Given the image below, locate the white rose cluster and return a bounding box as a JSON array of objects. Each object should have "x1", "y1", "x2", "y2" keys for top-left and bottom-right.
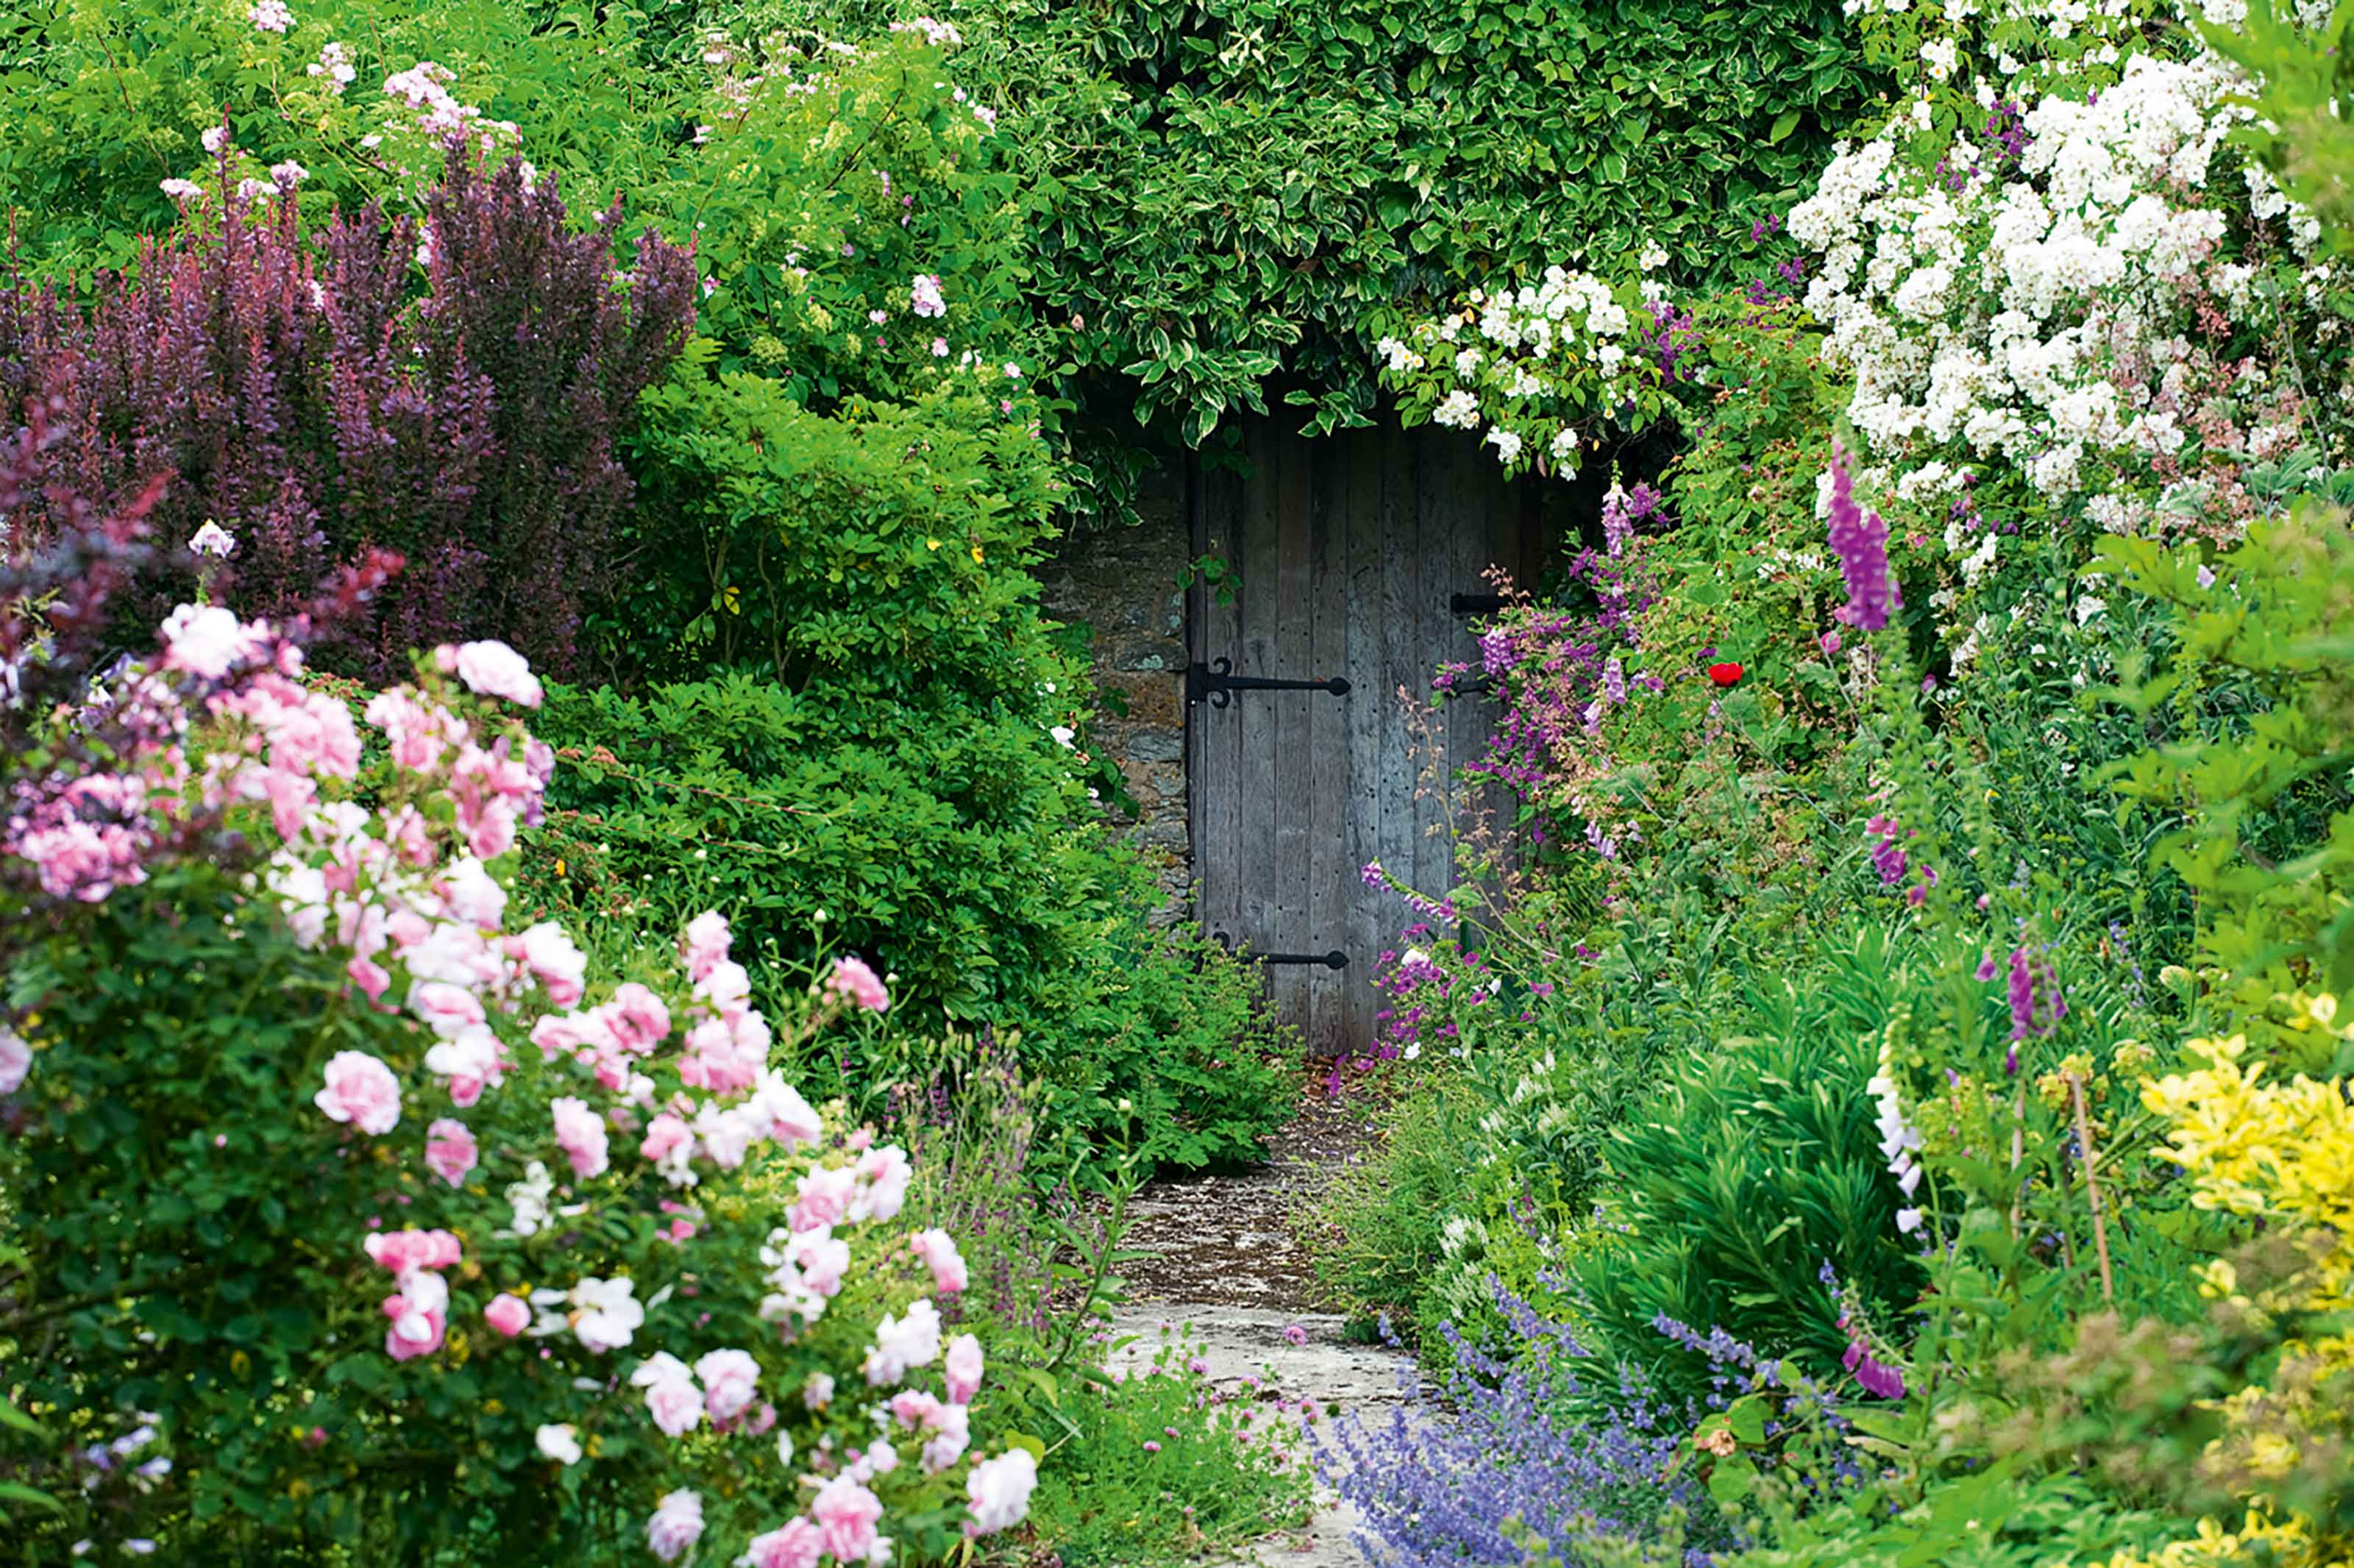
[
  {"x1": 1790, "y1": 53, "x2": 2271, "y2": 516},
  {"x1": 1372, "y1": 265, "x2": 1653, "y2": 475}
]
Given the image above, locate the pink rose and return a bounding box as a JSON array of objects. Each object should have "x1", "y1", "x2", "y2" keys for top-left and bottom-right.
[
  {"x1": 550, "y1": 1097, "x2": 610, "y2": 1180},
  {"x1": 640, "y1": 1112, "x2": 694, "y2": 1165},
  {"x1": 633, "y1": 1352, "x2": 705, "y2": 1436},
  {"x1": 383, "y1": 1298, "x2": 446, "y2": 1360},
  {"x1": 964, "y1": 1448, "x2": 1037, "y2": 1537},
  {"x1": 452, "y1": 639, "x2": 544, "y2": 708},
  {"x1": 751, "y1": 1075, "x2": 825, "y2": 1150},
  {"x1": 363, "y1": 1229, "x2": 462, "y2": 1275},
  {"x1": 889, "y1": 1389, "x2": 945, "y2": 1429},
  {"x1": 346, "y1": 955, "x2": 391, "y2": 1002},
  {"x1": 791, "y1": 1165, "x2": 858, "y2": 1232},
  {"x1": 422, "y1": 1024, "x2": 503, "y2": 1107},
  {"x1": 945, "y1": 1333, "x2": 984, "y2": 1405},
  {"x1": 423, "y1": 1118, "x2": 478, "y2": 1186},
  {"x1": 789, "y1": 1229, "x2": 850, "y2": 1298},
  {"x1": 808, "y1": 1475, "x2": 883, "y2": 1562},
  {"x1": 646, "y1": 1374, "x2": 704, "y2": 1437},
  {"x1": 409, "y1": 979, "x2": 488, "y2": 1037},
  {"x1": 605, "y1": 983, "x2": 671, "y2": 1052},
  {"x1": 531, "y1": 1008, "x2": 619, "y2": 1063},
  {"x1": 741, "y1": 1519, "x2": 824, "y2": 1568},
  {"x1": 920, "y1": 1403, "x2": 972, "y2": 1473},
  {"x1": 851, "y1": 1144, "x2": 911, "y2": 1224},
  {"x1": 435, "y1": 856, "x2": 507, "y2": 931},
  {"x1": 0, "y1": 1025, "x2": 31, "y2": 1094},
  {"x1": 695, "y1": 1347, "x2": 761, "y2": 1423},
  {"x1": 484, "y1": 1294, "x2": 530, "y2": 1336},
  {"x1": 511, "y1": 922, "x2": 586, "y2": 1005},
  {"x1": 159, "y1": 602, "x2": 262, "y2": 680},
  {"x1": 680, "y1": 910, "x2": 731, "y2": 980},
  {"x1": 911, "y1": 1228, "x2": 968, "y2": 1293},
  {"x1": 645, "y1": 1489, "x2": 703, "y2": 1563},
  {"x1": 825, "y1": 955, "x2": 889, "y2": 1013},
  {"x1": 315, "y1": 1050, "x2": 401, "y2": 1135},
  {"x1": 862, "y1": 1299, "x2": 942, "y2": 1386}
]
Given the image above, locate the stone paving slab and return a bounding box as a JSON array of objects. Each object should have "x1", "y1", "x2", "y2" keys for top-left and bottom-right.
[
  {"x1": 1097, "y1": 1093, "x2": 1420, "y2": 1568},
  {"x1": 1108, "y1": 1305, "x2": 1410, "y2": 1568}
]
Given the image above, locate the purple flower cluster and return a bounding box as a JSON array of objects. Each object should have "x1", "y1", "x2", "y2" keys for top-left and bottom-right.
[
  {"x1": 1370, "y1": 938, "x2": 1507, "y2": 1058},
  {"x1": 1864, "y1": 815, "x2": 1936, "y2": 906},
  {"x1": 1824, "y1": 443, "x2": 1901, "y2": 632},
  {"x1": 1602, "y1": 481, "x2": 1663, "y2": 560},
  {"x1": 1325, "y1": 1289, "x2": 1726, "y2": 1567},
  {"x1": 2005, "y1": 946, "x2": 2066, "y2": 1041},
  {"x1": 1461, "y1": 488, "x2": 1663, "y2": 837},
  {"x1": 1643, "y1": 300, "x2": 1699, "y2": 382},
  {"x1": 1838, "y1": 1340, "x2": 1905, "y2": 1400},
  {"x1": 0, "y1": 142, "x2": 698, "y2": 680}
]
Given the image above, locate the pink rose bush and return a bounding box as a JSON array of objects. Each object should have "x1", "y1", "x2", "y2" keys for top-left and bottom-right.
[{"x1": 0, "y1": 574, "x2": 1034, "y2": 1558}]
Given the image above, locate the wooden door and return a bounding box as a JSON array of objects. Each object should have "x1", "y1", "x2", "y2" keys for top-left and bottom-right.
[{"x1": 1187, "y1": 414, "x2": 1549, "y2": 1057}]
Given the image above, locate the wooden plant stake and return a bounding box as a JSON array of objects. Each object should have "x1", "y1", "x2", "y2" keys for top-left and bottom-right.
[{"x1": 2066, "y1": 1072, "x2": 2116, "y2": 1305}]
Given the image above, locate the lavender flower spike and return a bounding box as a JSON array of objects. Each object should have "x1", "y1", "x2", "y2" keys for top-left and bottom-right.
[{"x1": 1825, "y1": 441, "x2": 1901, "y2": 632}]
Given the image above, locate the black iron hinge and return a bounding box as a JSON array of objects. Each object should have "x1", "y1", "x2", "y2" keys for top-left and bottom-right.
[
  {"x1": 1187, "y1": 657, "x2": 1351, "y2": 709},
  {"x1": 1209, "y1": 933, "x2": 1350, "y2": 969}
]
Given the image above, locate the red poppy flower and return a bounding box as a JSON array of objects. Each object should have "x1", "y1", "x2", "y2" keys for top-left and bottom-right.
[{"x1": 1707, "y1": 661, "x2": 1745, "y2": 688}]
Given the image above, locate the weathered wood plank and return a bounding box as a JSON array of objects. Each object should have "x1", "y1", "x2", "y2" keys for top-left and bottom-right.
[
  {"x1": 1341, "y1": 427, "x2": 1387, "y2": 1058},
  {"x1": 1270, "y1": 418, "x2": 1315, "y2": 1038},
  {"x1": 1446, "y1": 429, "x2": 1492, "y2": 896},
  {"x1": 1409, "y1": 427, "x2": 1457, "y2": 916},
  {"x1": 1237, "y1": 421, "x2": 1282, "y2": 973},
  {"x1": 1306, "y1": 429, "x2": 1351, "y2": 1056},
  {"x1": 1376, "y1": 422, "x2": 1423, "y2": 975},
  {"x1": 1191, "y1": 454, "x2": 1239, "y2": 944}
]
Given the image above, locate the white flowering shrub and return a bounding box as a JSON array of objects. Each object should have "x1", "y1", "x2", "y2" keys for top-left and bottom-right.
[
  {"x1": 1790, "y1": 48, "x2": 2321, "y2": 518},
  {"x1": 0, "y1": 595, "x2": 1035, "y2": 1564},
  {"x1": 1374, "y1": 261, "x2": 1688, "y2": 477}
]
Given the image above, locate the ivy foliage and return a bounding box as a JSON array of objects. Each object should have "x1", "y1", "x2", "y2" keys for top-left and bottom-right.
[{"x1": 742, "y1": 0, "x2": 1886, "y2": 456}]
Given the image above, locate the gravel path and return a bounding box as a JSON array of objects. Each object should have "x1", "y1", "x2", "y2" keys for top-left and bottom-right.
[{"x1": 1103, "y1": 1094, "x2": 1416, "y2": 1568}]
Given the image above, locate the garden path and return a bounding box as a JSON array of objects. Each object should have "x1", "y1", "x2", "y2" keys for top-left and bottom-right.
[{"x1": 1104, "y1": 1093, "x2": 1414, "y2": 1568}]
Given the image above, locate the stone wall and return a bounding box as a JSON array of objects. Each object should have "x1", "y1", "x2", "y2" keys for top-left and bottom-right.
[{"x1": 1038, "y1": 458, "x2": 1192, "y2": 920}]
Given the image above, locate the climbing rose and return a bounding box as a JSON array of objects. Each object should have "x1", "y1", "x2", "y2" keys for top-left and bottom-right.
[
  {"x1": 696, "y1": 1347, "x2": 762, "y2": 1423},
  {"x1": 912, "y1": 1227, "x2": 968, "y2": 1293},
  {"x1": 550, "y1": 1095, "x2": 611, "y2": 1179},
  {"x1": 680, "y1": 910, "x2": 732, "y2": 980},
  {"x1": 484, "y1": 1293, "x2": 530, "y2": 1336},
  {"x1": 646, "y1": 1489, "x2": 705, "y2": 1562},
  {"x1": 634, "y1": 1353, "x2": 705, "y2": 1437},
  {"x1": 159, "y1": 603, "x2": 260, "y2": 680},
  {"x1": 0, "y1": 1025, "x2": 29, "y2": 1094},
  {"x1": 423, "y1": 1118, "x2": 478, "y2": 1186},
  {"x1": 315, "y1": 1050, "x2": 402, "y2": 1134},
  {"x1": 739, "y1": 1520, "x2": 825, "y2": 1568},
  {"x1": 945, "y1": 1333, "x2": 984, "y2": 1405},
  {"x1": 827, "y1": 955, "x2": 889, "y2": 1013},
  {"x1": 808, "y1": 1474, "x2": 883, "y2": 1561},
  {"x1": 863, "y1": 1298, "x2": 942, "y2": 1385},
  {"x1": 910, "y1": 273, "x2": 946, "y2": 318},
  {"x1": 536, "y1": 1423, "x2": 583, "y2": 1465},
  {"x1": 569, "y1": 1275, "x2": 644, "y2": 1353},
  {"x1": 449, "y1": 640, "x2": 544, "y2": 708},
  {"x1": 964, "y1": 1447, "x2": 1037, "y2": 1536}
]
